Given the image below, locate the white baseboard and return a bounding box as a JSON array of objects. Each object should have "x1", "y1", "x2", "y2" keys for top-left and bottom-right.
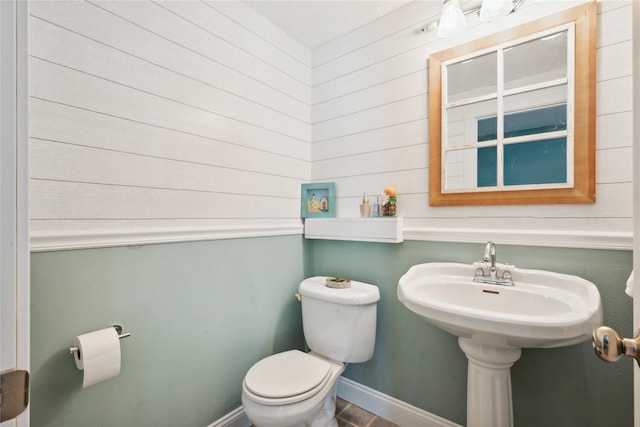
[
  {"x1": 208, "y1": 377, "x2": 461, "y2": 427},
  {"x1": 337, "y1": 377, "x2": 463, "y2": 427},
  {"x1": 207, "y1": 406, "x2": 251, "y2": 427}
]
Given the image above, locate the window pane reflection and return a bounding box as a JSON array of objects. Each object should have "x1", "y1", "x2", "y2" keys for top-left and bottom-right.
[
  {"x1": 447, "y1": 52, "x2": 497, "y2": 103},
  {"x1": 504, "y1": 31, "x2": 568, "y2": 91}
]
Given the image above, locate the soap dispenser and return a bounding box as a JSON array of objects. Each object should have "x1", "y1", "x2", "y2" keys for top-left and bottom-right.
[
  {"x1": 360, "y1": 192, "x2": 371, "y2": 218},
  {"x1": 372, "y1": 196, "x2": 381, "y2": 217}
]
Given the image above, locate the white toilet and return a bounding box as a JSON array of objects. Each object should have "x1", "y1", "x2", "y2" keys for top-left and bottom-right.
[{"x1": 241, "y1": 276, "x2": 380, "y2": 427}]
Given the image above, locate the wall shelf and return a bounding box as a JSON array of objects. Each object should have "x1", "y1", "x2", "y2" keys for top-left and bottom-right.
[{"x1": 304, "y1": 217, "x2": 403, "y2": 243}]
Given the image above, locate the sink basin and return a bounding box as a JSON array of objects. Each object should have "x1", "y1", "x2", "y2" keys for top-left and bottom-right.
[
  {"x1": 398, "y1": 262, "x2": 602, "y2": 348},
  {"x1": 398, "y1": 261, "x2": 603, "y2": 427}
]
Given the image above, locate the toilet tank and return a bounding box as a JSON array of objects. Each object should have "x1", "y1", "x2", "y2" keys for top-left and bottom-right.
[{"x1": 298, "y1": 277, "x2": 380, "y2": 363}]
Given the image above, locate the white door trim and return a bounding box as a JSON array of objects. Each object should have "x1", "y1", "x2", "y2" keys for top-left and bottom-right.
[
  {"x1": 632, "y1": 1, "x2": 639, "y2": 425},
  {"x1": 0, "y1": 0, "x2": 29, "y2": 425}
]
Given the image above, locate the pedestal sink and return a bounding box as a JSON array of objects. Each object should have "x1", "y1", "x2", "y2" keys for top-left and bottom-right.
[{"x1": 397, "y1": 262, "x2": 602, "y2": 427}]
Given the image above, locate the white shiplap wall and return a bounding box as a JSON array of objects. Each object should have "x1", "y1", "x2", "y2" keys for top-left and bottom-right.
[
  {"x1": 29, "y1": 0, "x2": 633, "y2": 251},
  {"x1": 29, "y1": 0, "x2": 311, "y2": 250},
  {"x1": 311, "y1": 0, "x2": 633, "y2": 249}
]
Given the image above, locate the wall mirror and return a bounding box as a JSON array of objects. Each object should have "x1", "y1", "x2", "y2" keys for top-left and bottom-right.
[{"x1": 428, "y1": 2, "x2": 596, "y2": 206}]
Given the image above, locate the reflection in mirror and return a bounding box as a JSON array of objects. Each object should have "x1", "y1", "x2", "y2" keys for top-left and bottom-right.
[
  {"x1": 447, "y1": 52, "x2": 497, "y2": 104},
  {"x1": 443, "y1": 30, "x2": 569, "y2": 191},
  {"x1": 504, "y1": 31, "x2": 568, "y2": 91},
  {"x1": 429, "y1": 2, "x2": 596, "y2": 206},
  {"x1": 445, "y1": 100, "x2": 497, "y2": 148}
]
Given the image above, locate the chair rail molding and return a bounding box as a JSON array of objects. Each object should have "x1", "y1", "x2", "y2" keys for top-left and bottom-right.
[
  {"x1": 30, "y1": 223, "x2": 304, "y2": 252},
  {"x1": 403, "y1": 226, "x2": 632, "y2": 251}
]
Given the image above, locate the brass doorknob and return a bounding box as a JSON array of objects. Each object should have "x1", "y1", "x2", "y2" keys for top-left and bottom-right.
[{"x1": 592, "y1": 326, "x2": 640, "y2": 366}]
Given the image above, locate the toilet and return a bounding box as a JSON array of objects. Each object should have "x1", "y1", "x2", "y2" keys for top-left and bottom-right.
[{"x1": 241, "y1": 276, "x2": 380, "y2": 427}]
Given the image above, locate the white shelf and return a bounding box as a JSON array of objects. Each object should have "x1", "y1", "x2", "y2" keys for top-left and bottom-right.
[{"x1": 304, "y1": 217, "x2": 403, "y2": 243}]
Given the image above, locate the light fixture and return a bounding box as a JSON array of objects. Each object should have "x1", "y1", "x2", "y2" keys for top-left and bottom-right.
[
  {"x1": 437, "y1": 0, "x2": 467, "y2": 38},
  {"x1": 423, "y1": 0, "x2": 526, "y2": 38},
  {"x1": 479, "y1": 0, "x2": 515, "y2": 22}
]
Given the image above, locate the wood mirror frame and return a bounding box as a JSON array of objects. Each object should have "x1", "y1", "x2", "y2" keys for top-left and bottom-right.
[{"x1": 428, "y1": 2, "x2": 596, "y2": 206}]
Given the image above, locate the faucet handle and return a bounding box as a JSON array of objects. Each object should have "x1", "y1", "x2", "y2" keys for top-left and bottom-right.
[
  {"x1": 473, "y1": 261, "x2": 489, "y2": 270},
  {"x1": 472, "y1": 261, "x2": 490, "y2": 278},
  {"x1": 499, "y1": 262, "x2": 515, "y2": 271}
]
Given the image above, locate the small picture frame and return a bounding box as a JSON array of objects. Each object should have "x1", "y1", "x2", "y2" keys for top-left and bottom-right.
[{"x1": 300, "y1": 182, "x2": 336, "y2": 218}]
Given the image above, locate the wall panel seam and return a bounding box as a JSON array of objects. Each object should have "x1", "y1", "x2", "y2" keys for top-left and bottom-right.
[
  {"x1": 312, "y1": 68, "x2": 426, "y2": 107},
  {"x1": 312, "y1": 41, "x2": 432, "y2": 89},
  {"x1": 30, "y1": 97, "x2": 309, "y2": 162},
  {"x1": 313, "y1": 92, "x2": 427, "y2": 125},
  {"x1": 313, "y1": 143, "x2": 426, "y2": 162},
  {"x1": 596, "y1": 38, "x2": 632, "y2": 51},
  {"x1": 315, "y1": 167, "x2": 425, "y2": 181},
  {"x1": 29, "y1": 14, "x2": 310, "y2": 122},
  {"x1": 597, "y1": 74, "x2": 633, "y2": 84},
  {"x1": 29, "y1": 177, "x2": 300, "y2": 200},
  {"x1": 30, "y1": 137, "x2": 307, "y2": 181},
  {"x1": 86, "y1": 0, "x2": 310, "y2": 90},
  {"x1": 202, "y1": 1, "x2": 309, "y2": 69},
  {"x1": 312, "y1": 118, "x2": 426, "y2": 144},
  {"x1": 311, "y1": 7, "x2": 436, "y2": 69},
  {"x1": 30, "y1": 55, "x2": 310, "y2": 143},
  {"x1": 313, "y1": 4, "x2": 630, "y2": 89}
]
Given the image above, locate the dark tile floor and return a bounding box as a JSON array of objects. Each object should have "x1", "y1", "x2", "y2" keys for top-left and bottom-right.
[
  {"x1": 336, "y1": 398, "x2": 399, "y2": 427},
  {"x1": 249, "y1": 397, "x2": 399, "y2": 427}
]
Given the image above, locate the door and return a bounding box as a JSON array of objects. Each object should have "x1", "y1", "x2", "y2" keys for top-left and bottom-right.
[{"x1": 0, "y1": 0, "x2": 29, "y2": 425}]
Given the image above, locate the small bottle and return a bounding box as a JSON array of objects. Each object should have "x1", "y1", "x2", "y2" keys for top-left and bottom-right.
[
  {"x1": 360, "y1": 192, "x2": 371, "y2": 217},
  {"x1": 372, "y1": 196, "x2": 381, "y2": 217}
]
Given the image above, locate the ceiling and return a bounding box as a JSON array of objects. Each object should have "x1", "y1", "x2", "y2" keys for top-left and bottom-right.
[{"x1": 243, "y1": 0, "x2": 416, "y2": 48}]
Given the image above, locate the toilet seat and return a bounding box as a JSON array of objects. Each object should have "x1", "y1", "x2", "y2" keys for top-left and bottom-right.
[{"x1": 243, "y1": 350, "x2": 332, "y2": 406}]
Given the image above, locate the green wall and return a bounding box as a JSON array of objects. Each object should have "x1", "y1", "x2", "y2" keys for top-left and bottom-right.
[
  {"x1": 30, "y1": 235, "x2": 306, "y2": 426},
  {"x1": 306, "y1": 240, "x2": 633, "y2": 426},
  {"x1": 31, "y1": 236, "x2": 633, "y2": 426}
]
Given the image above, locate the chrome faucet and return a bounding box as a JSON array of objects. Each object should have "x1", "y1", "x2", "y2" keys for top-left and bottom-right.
[
  {"x1": 482, "y1": 241, "x2": 497, "y2": 279},
  {"x1": 473, "y1": 241, "x2": 515, "y2": 286}
]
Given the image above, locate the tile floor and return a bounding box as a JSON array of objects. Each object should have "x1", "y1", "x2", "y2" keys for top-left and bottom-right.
[
  {"x1": 336, "y1": 398, "x2": 399, "y2": 427},
  {"x1": 249, "y1": 398, "x2": 400, "y2": 427}
]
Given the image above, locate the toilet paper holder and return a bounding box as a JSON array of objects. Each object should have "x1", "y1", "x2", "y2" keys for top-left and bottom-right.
[{"x1": 69, "y1": 325, "x2": 130, "y2": 356}]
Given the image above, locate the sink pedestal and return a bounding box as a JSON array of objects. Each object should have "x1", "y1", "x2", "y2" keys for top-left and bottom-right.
[
  {"x1": 399, "y1": 262, "x2": 603, "y2": 427},
  {"x1": 458, "y1": 338, "x2": 522, "y2": 427}
]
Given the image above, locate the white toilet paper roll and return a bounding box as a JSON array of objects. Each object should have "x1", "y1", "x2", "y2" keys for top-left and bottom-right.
[{"x1": 73, "y1": 327, "x2": 121, "y2": 388}]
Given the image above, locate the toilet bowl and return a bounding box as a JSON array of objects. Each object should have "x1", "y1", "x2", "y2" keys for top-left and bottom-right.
[
  {"x1": 241, "y1": 276, "x2": 380, "y2": 427},
  {"x1": 241, "y1": 350, "x2": 345, "y2": 427}
]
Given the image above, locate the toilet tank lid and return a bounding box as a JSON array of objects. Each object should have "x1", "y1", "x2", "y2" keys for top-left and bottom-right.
[{"x1": 299, "y1": 277, "x2": 380, "y2": 305}]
